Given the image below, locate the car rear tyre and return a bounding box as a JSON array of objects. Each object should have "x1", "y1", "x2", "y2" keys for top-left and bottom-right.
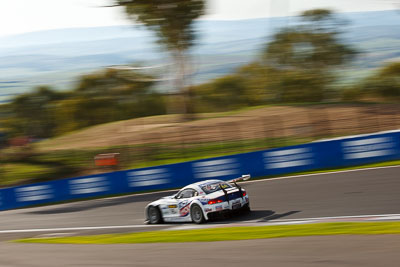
[
  {"x1": 242, "y1": 203, "x2": 251, "y2": 213},
  {"x1": 148, "y1": 206, "x2": 162, "y2": 224},
  {"x1": 191, "y1": 204, "x2": 205, "y2": 224}
]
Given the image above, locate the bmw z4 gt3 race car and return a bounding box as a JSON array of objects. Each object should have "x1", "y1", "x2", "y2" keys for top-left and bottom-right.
[{"x1": 145, "y1": 174, "x2": 251, "y2": 224}]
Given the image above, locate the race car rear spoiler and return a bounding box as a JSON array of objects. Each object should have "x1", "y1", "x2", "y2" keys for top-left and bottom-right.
[
  {"x1": 226, "y1": 174, "x2": 250, "y2": 200},
  {"x1": 228, "y1": 174, "x2": 251, "y2": 183}
]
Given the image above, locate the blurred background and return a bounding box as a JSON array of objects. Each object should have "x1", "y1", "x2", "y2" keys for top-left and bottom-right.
[{"x1": 0, "y1": 0, "x2": 399, "y2": 186}]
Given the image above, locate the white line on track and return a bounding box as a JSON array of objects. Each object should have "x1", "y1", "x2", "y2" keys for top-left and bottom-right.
[
  {"x1": 271, "y1": 213, "x2": 400, "y2": 222},
  {"x1": 0, "y1": 224, "x2": 163, "y2": 234},
  {"x1": 166, "y1": 213, "x2": 400, "y2": 230},
  {"x1": 1, "y1": 213, "x2": 400, "y2": 234}
]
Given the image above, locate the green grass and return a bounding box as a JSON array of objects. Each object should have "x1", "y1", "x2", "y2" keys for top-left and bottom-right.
[
  {"x1": 15, "y1": 222, "x2": 400, "y2": 244},
  {"x1": 0, "y1": 163, "x2": 57, "y2": 186},
  {"x1": 126, "y1": 136, "x2": 312, "y2": 169},
  {"x1": 1, "y1": 136, "x2": 312, "y2": 186}
]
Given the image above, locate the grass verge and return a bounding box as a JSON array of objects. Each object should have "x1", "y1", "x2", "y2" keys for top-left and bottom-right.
[
  {"x1": 0, "y1": 163, "x2": 55, "y2": 186},
  {"x1": 15, "y1": 222, "x2": 400, "y2": 244}
]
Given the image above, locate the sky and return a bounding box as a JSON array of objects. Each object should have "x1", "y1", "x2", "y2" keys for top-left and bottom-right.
[{"x1": 0, "y1": 0, "x2": 397, "y2": 37}]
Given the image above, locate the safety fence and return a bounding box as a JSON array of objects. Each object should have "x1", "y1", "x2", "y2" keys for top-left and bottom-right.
[{"x1": 0, "y1": 130, "x2": 399, "y2": 211}]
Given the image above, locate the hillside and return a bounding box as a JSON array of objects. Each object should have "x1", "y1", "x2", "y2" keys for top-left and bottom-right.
[{"x1": 37, "y1": 104, "x2": 400, "y2": 152}]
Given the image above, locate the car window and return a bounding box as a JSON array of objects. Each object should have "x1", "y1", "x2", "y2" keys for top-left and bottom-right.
[
  {"x1": 201, "y1": 182, "x2": 232, "y2": 194},
  {"x1": 176, "y1": 189, "x2": 197, "y2": 199}
]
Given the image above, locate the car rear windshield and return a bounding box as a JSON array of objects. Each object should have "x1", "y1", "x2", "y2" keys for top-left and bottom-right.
[{"x1": 201, "y1": 182, "x2": 232, "y2": 194}]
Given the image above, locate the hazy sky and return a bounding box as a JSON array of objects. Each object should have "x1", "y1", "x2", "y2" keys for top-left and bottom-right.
[{"x1": 0, "y1": 0, "x2": 397, "y2": 37}]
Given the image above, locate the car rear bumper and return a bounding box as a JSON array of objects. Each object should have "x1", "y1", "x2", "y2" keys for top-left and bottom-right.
[{"x1": 206, "y1": 203, "x2": 250, "y2": 220}]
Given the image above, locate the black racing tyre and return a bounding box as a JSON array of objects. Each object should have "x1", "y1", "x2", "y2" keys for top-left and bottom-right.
[
  {"x1": 148, "y1": 206, "x2": 162, "y2": 224},
  {"x1": 242, "y1": 203, "x2": 251, "y2": 213},
  {"x1": 190, "y1": 204, "x2": 205, "y2": 224}
]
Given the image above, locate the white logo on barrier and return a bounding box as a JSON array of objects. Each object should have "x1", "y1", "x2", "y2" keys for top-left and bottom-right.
[
  {"x1": 264, "y1": 148, "x2": 313, "y2": 169},
  {"x1": 128, "y1": 168, "x2": 171, "y2": 187},
  {"x1": 15, "y1": 185, "x2": 53, "y2": 202},
  {"x1": 69, "y1": 176, "x2": 109, "y2": 195},
  {"x1": 193, "y1": 158, "x2": 239, "y2": 179},
  {"x1": 342, "y1": 137, "x2": 396, "y2": 160}
]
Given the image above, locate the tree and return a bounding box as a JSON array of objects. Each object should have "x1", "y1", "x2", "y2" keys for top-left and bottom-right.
[
  {"x1": 275, "y1": 70, "x2": 328, "y2": 102},
  {"x1": 236, "y1": 63, "x2": 280, "y2": 105},
  {"x1": 61, "y1": 68, "x2": 167, "y2": 131},
  {"x1": 263, "y1": 9, "x2": 357, "y2": 101},
  {"x1": 358, "y1": 62, "x2": 400, "y2": 100},
  {"x1": 191, "y1": 73, "x2": 253, "y2": 112},
  {"x1": 9, "y1": 86, "x2": 67, "y2": 138},
  {"x1": 75, "y1": 68, "x2": 156, "y2": 100},
  {"x1": 4, "y1": 68, "x2": 167, "y2": 138},
  {"x1": 114, "y1": 0, "x2": 205, "y2": 114},
  {"x1": 265, "y1": 9, "x2": 356, "y2": 71}
]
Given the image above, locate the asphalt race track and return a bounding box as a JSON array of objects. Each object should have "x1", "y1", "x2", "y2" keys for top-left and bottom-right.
[{"x1": 0, "y1": 166, "x2": 399, "y2": 266}]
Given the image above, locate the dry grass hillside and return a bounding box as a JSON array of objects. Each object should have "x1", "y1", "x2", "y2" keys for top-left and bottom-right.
[{"x1": 37, "y1": 104, "x2": 400, "y2": 152}]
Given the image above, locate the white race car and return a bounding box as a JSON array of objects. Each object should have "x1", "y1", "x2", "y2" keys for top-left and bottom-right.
[{"x1": 145, "y1": 174, "x2": 251, "y2": 224}]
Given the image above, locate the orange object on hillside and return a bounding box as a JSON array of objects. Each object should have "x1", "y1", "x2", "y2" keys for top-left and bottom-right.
[{"x1": 94, "y1": 153, "x2": 120, "y2": 166}]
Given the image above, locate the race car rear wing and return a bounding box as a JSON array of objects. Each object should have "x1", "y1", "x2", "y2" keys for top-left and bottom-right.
[
  {"x1": 226, "y1": 174, "x2": 250, "y2": 200},
  {"x1": 228, "y1": 174, "x2": 251, "y2": 183}
]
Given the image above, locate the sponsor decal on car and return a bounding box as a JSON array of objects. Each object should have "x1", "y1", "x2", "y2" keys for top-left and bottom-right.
[
  {"x1": 179, "y1": 200, "x2": 192, "y2": 217},
  {"x1": 205, "y1": 208, "x2": 212, "y2": 212},
  {"x1": 168, "y1": 205, "x2": 177, "y2": 208},
  {"x1": 178, "y1": 200, "x2": 189, "y2": 209},
  {"x1": 215, "y1": 205, "x2": 223, "y2": 211}
]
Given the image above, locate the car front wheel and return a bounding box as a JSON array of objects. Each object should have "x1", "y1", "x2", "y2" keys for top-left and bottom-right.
[
  {"x1": 148, "y1": 206, "x2": 162, "y2": 224},
  {"x1": 190, "y1": 204, "x2": 205, "y2": 224}
]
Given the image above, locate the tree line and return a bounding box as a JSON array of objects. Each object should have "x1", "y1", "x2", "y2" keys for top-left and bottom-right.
[
  {"x1": 1, "y1": 68, "x2": 166, "y2": 138},
  {"x1": 190, "y1": 9, "x2": 399, "y2": 112}
]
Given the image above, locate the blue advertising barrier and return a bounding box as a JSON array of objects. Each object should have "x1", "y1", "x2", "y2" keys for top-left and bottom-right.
[{"x1": 1, "y1": 130, "x2": 399, "y2": 211}]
